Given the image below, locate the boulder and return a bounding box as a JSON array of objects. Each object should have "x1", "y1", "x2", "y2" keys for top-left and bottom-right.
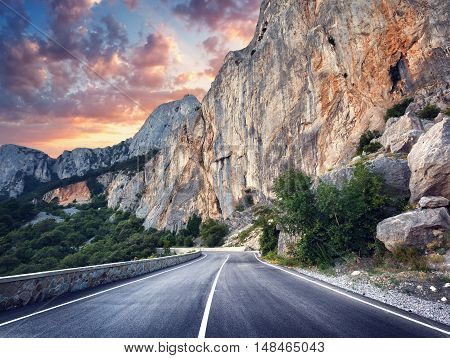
[
  {"x1": 418, "y1": 196, "x2": 449, "y2": 209},
  {"x1": 320, "y1": 167, "x2": 354, "y2": 188},
  {"x1": 277, "y1": 231, "x2": 300, "y2": 257},
  {"x1": 368, "y1": 155, "x2": 410, "y2": 195},
  {"x1": 320, "y1": 154, "x2": 410, "y2": 196},
  {"x1": 376, "y1": 208, "x2": 450, "y2": 252},
  {"x1": 408, "y1": 118, "x2": 450, "y2": 202},
  {"x1": 378, "y1": 115, "x2": 424, "y2": 153}
]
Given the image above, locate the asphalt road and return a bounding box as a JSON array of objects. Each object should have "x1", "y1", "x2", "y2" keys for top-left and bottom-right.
[{"x1": 0, "y1": 252, "x2": 448, "y2": 338}]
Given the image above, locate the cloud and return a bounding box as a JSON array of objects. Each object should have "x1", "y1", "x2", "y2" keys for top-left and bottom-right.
[
  {"x1": 173, "y1": 0, "x2": 260, "y2": 42},
  {"x1": 124, "y1": 0, "x2": 139, "y2": 10},
  {"x1": 132, "y1": 33, "x2": 172, "y2": 68},
  {"x1": 0, "y1": 0, "x2": 260, "y2": 156}
]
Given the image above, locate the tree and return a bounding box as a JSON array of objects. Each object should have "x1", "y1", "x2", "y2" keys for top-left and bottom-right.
[
  {"x1": 273, "y1": 164, "x2": 399, "y2": 266},
  {"x1": 185, "y1": 213, "x2": 202, "y2": 237},
  {"x1": 200, "y1": 219, "x2": 229, "y2": 247}
]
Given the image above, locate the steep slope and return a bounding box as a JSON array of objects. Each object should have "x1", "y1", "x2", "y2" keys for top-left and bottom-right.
[{"x1": 202, "y1": 0, "x2": 449, "y2": 217}]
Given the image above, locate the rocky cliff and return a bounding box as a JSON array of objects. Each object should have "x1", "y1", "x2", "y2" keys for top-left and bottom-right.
[
  {"x1": 202, "y1": 0, "x2": 449, "y2": 217},
  {"x1": 0, "y1": 145, "x2": 54, "y2": 198},
  {"x1": 1, "y1": 0, "x2": 449, "y2": 231}
]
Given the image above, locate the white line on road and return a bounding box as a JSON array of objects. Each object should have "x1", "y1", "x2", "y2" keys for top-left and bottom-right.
[
  {"x1": 198, "y1": 254, "x2": 230, "y2": 338},
  {"x1": 0, "y1": 254, "x2": 207, "y2": 328},
  {"x1": 254, "y1": 253, "x2": 450, "y2": 335}
]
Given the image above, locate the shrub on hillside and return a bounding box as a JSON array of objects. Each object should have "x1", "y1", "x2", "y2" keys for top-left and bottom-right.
[
  {"x1": 356, "y1": 130, "x2": 382, "y2": 155},
  {"x1": 384, "y1": 98, "x2": 413, "y2": 121},
  {"x1": 185, "y1": 213, "x2": 202, "y2": 238},
  {"x1": 254, "y1": 206, "x2": 279, "y2": 255},
  {"x1": 274, "y1": 164, "x2": 401, "y2": 266},
  {"x1": 417, "y1": 103, "x2": 440, "y2": 119},
  {"x1": 200, "y1": 219, "x2": 229, "y2": 247}
]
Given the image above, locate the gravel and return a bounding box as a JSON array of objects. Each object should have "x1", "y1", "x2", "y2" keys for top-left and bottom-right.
[{"x1": 294, "y1": 267, "x2": 450, "y2": 326}]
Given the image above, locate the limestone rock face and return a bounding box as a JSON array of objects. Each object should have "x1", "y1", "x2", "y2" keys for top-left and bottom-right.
[
  {"x1": 106, "y1": 172, "x2": 145, "y2": 212},
  {"x1": 418, "y1": 196, "x2": 449, "y2": 209},
  {"x1": 134, "y1": 113, "x2": 220, "y2": 231},
  {"x1": 202, "y1": 0, "x2": 449, "y2": 218},
  {"x1": 408, "y1": 118, "x2": 450, "y2": 202},
  {"x1": 378, "y1": 115, "x2": 424, "y2": 153},
  {"x1": 52, "y1": 141, "x2": 130, "y2": 179},
  {"x1": 42, "y1": 181, "x2": 92, "y2": 206},
  {"x1": 376, "y1": 208, "x2": 450, "y2": 252},
  {"x1": 0, "y1": 145, "x2": 54, "y2": 198},
  {"x1": 103, "y1": 98, "x2": 220, "y2": 231},
  {"x1": 127, "y1": 95, "x2": 201, "y2": 156}
]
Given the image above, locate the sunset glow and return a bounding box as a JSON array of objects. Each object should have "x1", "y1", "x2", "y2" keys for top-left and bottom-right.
[{"x1": 0, "y1": 0, "x2": 261, "y2": 157}]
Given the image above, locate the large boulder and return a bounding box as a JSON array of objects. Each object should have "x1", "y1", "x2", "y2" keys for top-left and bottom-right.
[
  {"x1": 320, "y1": 167, "x2": 355, "y2": 188},
  {"x1": 320, "y1": 154, "x2": 410, "y2": 196},
  {"x1": 368, "y1": 155, "x2": 411, "y2": 195},
  {"x1": 418, "y1": 196, "x2": 449, "y2": 209},
  {"x1": 277, "y1": 231, "x2": 300, "y2": 257},
  {"x1": 376, "y1": 207, "x2": 450, "y2": 252},
  {"x1": 408, "y1": 118, "x2": 450, "y2": 202},
  {"x1": 378, "y1": 115, "x2": 424, "y2": 153}
]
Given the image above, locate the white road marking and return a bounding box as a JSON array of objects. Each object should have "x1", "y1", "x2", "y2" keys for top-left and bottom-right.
[
  {"x1": 198, "y1": 254, "x2": 230, "y2": 338},
  {"x1": 254, "y1": 253, "x2": 450, "y2": 335},
  {"x1": 0, "y1": 254, "x2": 207, "y2": 328}
]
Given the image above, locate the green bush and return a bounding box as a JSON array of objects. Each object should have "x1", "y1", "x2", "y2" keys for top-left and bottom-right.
[
  {"x1": 384, "y1": 98, "x2": 413, "y2": 121},
  {"x1": 274, "y1": 164, "x2": 401, "y2": 266},
  {"x1": 259, "y1": 218, "x2": 279, "y2": 255},
  {"x1": 417, "y1": 104, "x2": 440, "y2": 119},
  {"x1": 185, "y1": 213, "x2": 202, "y2": 238},
  {"x1": 356, "y1": 130, "x2": 382, "y2": 155},
  {"x1": 200, "y1": 219, "x2": 229, "y2": 247},
  {"x1": 443, "y1": 108, "x2": 450, "y2": 116}
]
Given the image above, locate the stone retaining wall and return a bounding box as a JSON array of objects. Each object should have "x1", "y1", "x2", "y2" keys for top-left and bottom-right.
[{"x1": 0, "y1": 251, "x2": 201, "y2": 311}]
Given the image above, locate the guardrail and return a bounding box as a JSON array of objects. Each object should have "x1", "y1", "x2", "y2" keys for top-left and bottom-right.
[
  {"x1": 156, "y1": 246, "x2": 247, "y2": 254},
  {"x1": 0, "y1": 251, "x2": 201, "y2": 311}
]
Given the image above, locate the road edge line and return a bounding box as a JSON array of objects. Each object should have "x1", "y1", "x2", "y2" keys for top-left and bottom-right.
[
  {"x1": 254, "y1": 253, "x2": 450, "y2": 336},
  {"x1": 198, "y1": 254, "x2": 230, "y2": 338},
  {"x1": 0, "y1": 254, "x2": 207, "y2": 328}
]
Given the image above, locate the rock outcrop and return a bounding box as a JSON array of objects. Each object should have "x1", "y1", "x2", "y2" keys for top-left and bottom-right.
[
  {"x1": 378, "y1": 115, "x2": 424, "y2": 153},
  {"x1": 376, "y1": 207, "x2": 450, "y2": 252},
  {"x1": 42, "y1": 181, "x2": 92, "y2": 206},
  {"x1": 278, "y1": 231, "x2": 299, "y2": 257},
  {"x1": 408, "y1": 118, "x2": 450, "y2": 202},
  {"x1": 418, "y1": 196, "x2": 449, "y2": 209},
  {"x1": 103, "y1": 96, "x2": 220, "y2": 230},
  {"x1": 320, "y1": 154, "x2": 411, "y2": 196},
  {"x1": 0, "y1": 145, "x2": 54, "y2": 198}
]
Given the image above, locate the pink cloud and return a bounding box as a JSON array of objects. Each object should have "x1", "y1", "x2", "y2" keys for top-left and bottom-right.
[{"x1": 124, "y1": 0, "x2": 139, "y2": 10}]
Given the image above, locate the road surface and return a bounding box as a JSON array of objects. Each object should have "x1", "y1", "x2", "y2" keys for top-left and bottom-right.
[{"x1": 0, "y1": 252, "x2": 448, "y2": 338}]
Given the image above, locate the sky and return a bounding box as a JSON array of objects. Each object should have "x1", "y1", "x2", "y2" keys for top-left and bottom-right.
[{"x1": 0, "y1": 0, "x2": 261, "y2": 157}]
